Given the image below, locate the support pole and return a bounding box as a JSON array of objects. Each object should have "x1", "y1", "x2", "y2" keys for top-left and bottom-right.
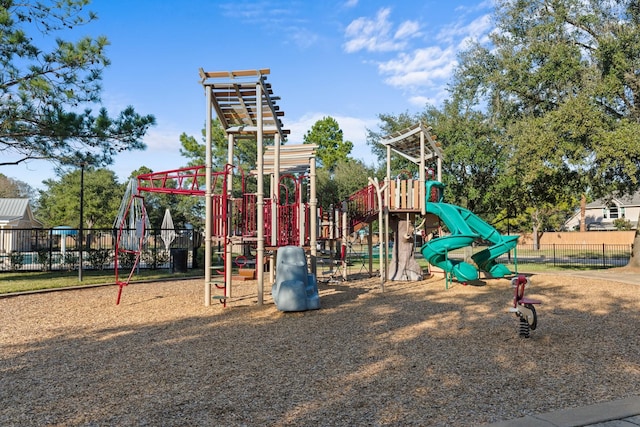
[
  {"x1": 272, "y1": 133, "x2": 280, "y2": 247},
  {"x1": 226, "y1": 133, "x2": 234, "y2": 298},
  {"x1": 342, "y1": 204, "x2": 348, "y2": 281},
  {"x1": 419, "y1": 128, "x2": 426, "y2": 216},
  {"x1": 78, "y1": 162, "x2": 85, "y2": 282},
  {"x1": 204, "y1": 86, "x2": 213, "y2": 306},
  {"x1": 309, "y1": 156, "x2": 317, "y2": 275},
  {"x1": 385, "y1": 145, "x2": 391, "y2": 282},
  {"x1": 299, "y1": 176, "x2": 305, "y2": 247},
  {"x1": 368, "y1": 177, "x2": 388, "y2": 292},
  {"x1": 256, "y1": 81, "x2": 265, "y2": 305}
]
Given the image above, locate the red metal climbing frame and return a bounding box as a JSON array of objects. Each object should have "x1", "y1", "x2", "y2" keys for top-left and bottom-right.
[{"x1": 114, "y1": 165, "x2": 231, "y2": 304}]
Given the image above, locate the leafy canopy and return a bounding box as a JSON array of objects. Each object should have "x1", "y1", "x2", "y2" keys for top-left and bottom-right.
[
  {"x1": 0, "y1": 0, "x2": 155, "y2": 168},
  {"x1": 303, "y1": 116, "x2": 353, "y2": 171},
  {"x1": 37, "y1": 167, "x2": 124, "y2": 228},
  {"x1": 443, "y1": 0, "x2": 640, "y2": 235},
  {"x1": 0, "y1": 173, "x2": 33, "y2": 198}
]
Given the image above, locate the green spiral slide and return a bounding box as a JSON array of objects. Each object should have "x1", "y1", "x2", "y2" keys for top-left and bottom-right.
[{"x1": 420, "y1": 202, "x2": 518, "y2": 282}]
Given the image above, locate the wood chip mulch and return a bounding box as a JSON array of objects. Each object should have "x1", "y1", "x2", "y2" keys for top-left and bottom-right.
[{"x1": 1, "y1": 272, "x2": 639, "y2": 426}]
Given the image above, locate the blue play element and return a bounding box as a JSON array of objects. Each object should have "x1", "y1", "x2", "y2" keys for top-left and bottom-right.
[{"x1": 272, "y1": 246, "x2": 320, "y2": 312}]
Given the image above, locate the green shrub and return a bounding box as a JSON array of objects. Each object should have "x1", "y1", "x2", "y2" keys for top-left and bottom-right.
[
  {"x1": 87, "y1": 249, "x2": 112, "y2": 270},
  {"x1": 614, "y1": 218, "x2": 632, "y2": 230},
  {"x1": 9, "y1": 251, "x2": 24, "y2": 271},
  {"x1": 117, "y1": 251, "x2": 138, "y2": 270},
  {"x1": 37, "y1": 248, "x2": 51, "y2": 271},
  {"x1": 63, "y1": 253, "x2": 78, "y2": 270},
  {"x1": 142, "y1": 248, "x2": 170, "y2": 269}
]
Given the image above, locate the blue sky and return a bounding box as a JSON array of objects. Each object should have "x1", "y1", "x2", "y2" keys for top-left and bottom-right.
[{"x1": 5, "y1": 0, "x2": 495, "y2": 190}]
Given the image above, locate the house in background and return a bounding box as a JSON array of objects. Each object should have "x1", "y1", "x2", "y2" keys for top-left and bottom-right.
[
  {"x1": 0, "y1": 198, "x2": 43, "y2": 252},
  {"x1": 564, "y1": 192, "x2": 640, "y2": 231}
]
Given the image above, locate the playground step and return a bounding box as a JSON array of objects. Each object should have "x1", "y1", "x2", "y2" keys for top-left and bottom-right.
[{"x1": 238, "y1": 268, "x2": 256, "y2": 279}]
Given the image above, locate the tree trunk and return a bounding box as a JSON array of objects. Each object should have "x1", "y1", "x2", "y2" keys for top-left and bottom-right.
[
  {"x1": 580, "y1": 194, "x2": 586, "y2": 232},
  {"x1": 388, "y1": 215, "x2": 423, "y2": 281},
  {"x1": 626, "y1": 210, "x2": 640, "y2": 268},
  {"x1": 532, "y1": 209, "x2": 540, "y2": 251}
]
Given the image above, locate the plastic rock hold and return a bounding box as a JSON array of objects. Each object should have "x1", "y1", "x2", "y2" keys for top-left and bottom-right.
[{"x1": 271, "y1": 246, "x2": 320, "y2": 312}]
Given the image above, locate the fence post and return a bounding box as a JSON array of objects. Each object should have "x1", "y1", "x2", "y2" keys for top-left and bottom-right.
[
  {"x1": 553, "y1": 243, "x2": 556, "y2": 267},
  {"x1": 47, "y1": 229, "x2": 53, "y2": 271},
  {"x1": 602, "y1": 243, "x2": 606, "y2": 268},
  {"x1": 153, "y1": 229, "x2": 157, "y2": 269}
]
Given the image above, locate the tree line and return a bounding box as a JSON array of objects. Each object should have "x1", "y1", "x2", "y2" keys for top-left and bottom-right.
[{"x1": 3, "y1": 0, "x2": 640, "y2": 254}]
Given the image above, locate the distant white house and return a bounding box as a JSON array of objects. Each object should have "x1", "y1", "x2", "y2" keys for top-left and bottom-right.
[
  {"x1": 564, "y1": 192, "x2": 640, "y2": 231},
  {"x1": 0, "y1": 198, "x2": 43, "y2": 252}
]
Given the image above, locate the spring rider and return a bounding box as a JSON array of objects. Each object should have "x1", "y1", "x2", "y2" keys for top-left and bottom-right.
[{"x1": 509, "y1": 274, "x2": 542, "y2": 338}]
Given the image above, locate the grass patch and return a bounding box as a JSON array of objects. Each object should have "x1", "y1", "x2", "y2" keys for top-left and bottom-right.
[{"x1": 0, "y1": 269, "x2": 204, "y2": 294}]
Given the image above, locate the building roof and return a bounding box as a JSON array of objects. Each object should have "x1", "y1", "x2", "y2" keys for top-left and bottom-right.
[
  {"x1": 261, "y1": 144, "x2": 318, "y2": 175},
  {"x1": 586, "y1": 190, "x2": 640, "y2": 208},
  {"x1": 0, "y1": 198, "x2": 30, "y2": 221},
  {"x1": 0, "y1": 198, "x2": 42, "y2": 227},
  {"x1": 380, "y1": 122, "x2": 443, "y2": 164}
]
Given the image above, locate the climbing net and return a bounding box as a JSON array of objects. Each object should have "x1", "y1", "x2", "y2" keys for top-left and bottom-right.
[{"x1": 114, "y1": 179, "x2": 151, "y2": 304}]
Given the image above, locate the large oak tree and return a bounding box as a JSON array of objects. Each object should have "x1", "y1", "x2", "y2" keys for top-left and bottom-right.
[{"x1": 450, "y1": 0, "x2": 640, "y2": 253}]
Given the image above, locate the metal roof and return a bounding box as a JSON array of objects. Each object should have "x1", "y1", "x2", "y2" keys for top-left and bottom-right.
[
  {"x1": 199, "y1": 68, "x2": 289, "y2": 140},
  {"x1": 0, "y1": 198, "x2": 30, "y2": 221},
  {"x1": 380, "y1": 122, "x2": 443, "y2": 164}
]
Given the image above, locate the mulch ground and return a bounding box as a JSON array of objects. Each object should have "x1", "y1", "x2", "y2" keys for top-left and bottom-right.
[{"x1": 1, "y1": 272, "x2": 639, "y2": 426}]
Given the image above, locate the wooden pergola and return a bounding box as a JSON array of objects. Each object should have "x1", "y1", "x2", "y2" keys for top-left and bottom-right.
[
  {"x1": 381, "y1": 122, "x2": 443, "y2": 215},
  {"x1": 200, "y1": 68, "x2": 314, "y2": 306},
  {"x1": 199, "y1": 68, "x2": 289, "y2": 139},
  {"x1": 378, "y1": 122, "x2": 444, "y2": 282}
]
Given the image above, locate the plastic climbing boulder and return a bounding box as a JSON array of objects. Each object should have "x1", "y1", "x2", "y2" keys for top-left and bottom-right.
[{"x1": 271, "y1": 246, "x2": 320, "y2": 312}]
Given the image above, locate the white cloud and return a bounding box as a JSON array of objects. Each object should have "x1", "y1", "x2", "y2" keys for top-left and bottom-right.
[
  {"x1": 438, "y1": 13, "x2": 493, "y2": 48},
  {"x1": 378, "y1": 46, "x2": 457, "y2": 89},
  {"x1": 343, "y1": 8, "x2": 421, "y2": 53},
  {"x1": 408, "y1": 95, "x2": 434, "y2": 107},
  {"x1": 395, "y1": 20, "x2": 421, "y2": 40},
  {"x1": 455, "y1": 0, "x2": 495, "y2": 15},
  {"x1": 219, "y1": 1, "x2": 318, "y2": 49},
  {"x1": 343, "y1": 6, "x2": 494, "y2": 107},
  {"x1": 343, "y1": 0, "x2": 358, "y2": 7},
  {"x1": 142, "y1": 127, "x2": 185, "y2": 153},
  {"x1": 288, "y1": 27, "x2": 320, "y2": 49}
]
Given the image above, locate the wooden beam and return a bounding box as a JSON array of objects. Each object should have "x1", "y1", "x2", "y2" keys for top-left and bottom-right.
[{"x1": 200, "y1": 69, "x2": 270, "y2": 79}]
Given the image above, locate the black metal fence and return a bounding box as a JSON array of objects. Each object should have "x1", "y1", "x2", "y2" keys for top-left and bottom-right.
[
  {"x1": 1, "y1": 228, "x2": 634, "y2": 273},
  {"x1": 0, "y1": 227, "x2": 201, "y2": 272},
  {"x1": 496, "y1": 243, "x2": 632, "y2": 268},
  {"x1": 425, "y1": 243, "x2": 632, "y2": 270}
]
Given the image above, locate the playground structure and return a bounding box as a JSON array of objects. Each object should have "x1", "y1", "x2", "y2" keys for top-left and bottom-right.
[
  {"x1": 346, "y1": 122, "x2": 519, "y2": 287},
  {"x1": 115, "y1": 69, "x2": 322, "y2": 306},
  {"x1": 113, "y1": 68, "x2": 520, "y2": 307}
]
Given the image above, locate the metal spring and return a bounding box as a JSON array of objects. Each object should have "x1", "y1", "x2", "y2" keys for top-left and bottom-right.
[{"x1": 518, "y1": 317, "x2": 530, "y2": 338}]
